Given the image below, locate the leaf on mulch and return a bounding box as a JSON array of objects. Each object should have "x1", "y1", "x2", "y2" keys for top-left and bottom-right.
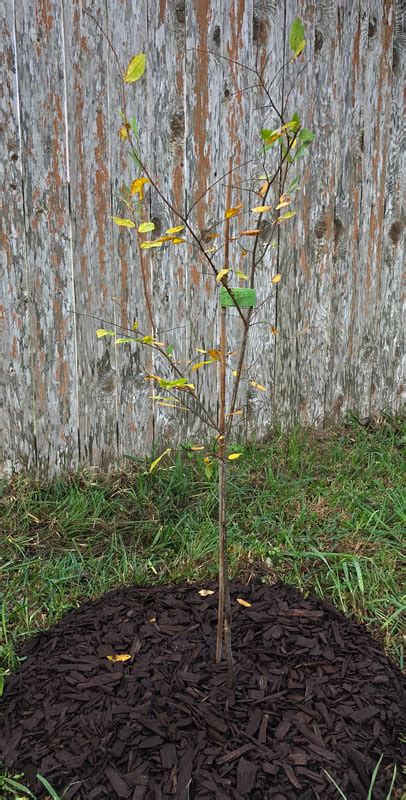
[{"x1": 106, "y1": 654, "x2": 132, "y2": 663}]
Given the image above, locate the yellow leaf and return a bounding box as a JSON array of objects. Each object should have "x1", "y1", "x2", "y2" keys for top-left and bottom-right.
[
  {"x1": 272, "y1": 274, "x2": 282, "y2": 284},
  {"x1": 138, "y1": 221, "x2": 155, "y2": 233},
  {"x1": 259, "y1": 181, "x2": 270, "y2": 197},
  {"x1": 171, "y1": 237, "x2": 186, "y2": 244},
  {"x1": 96, "y1": 329, "x2": 115, "y2": 338},
  {"x1": 216, "y1": 268, "x2": 229, "y2": 283},
  {"x1": 192, "y1": 360, "x2": 215, "y2": 371},
  {"x1": 149, "y1": 448, "x2": 171, "y2": 473},
  {"x1": 232, "y1": 370, "x2": 239, "y2": 377},
  {"x1": 178, "y1": 383, "x2": 195, "y2": 391},
  {"x1": 276, "y1": 211, "x2": 296, "y2": 223},
  {"x1": 166, "y1": 225, "x2": 184, "y2": 234},
  {"x1": 226, "y1": 410, "x2": 242, "y2": 416},
  {"x1": 124, "y1": 53, "x2": 146, "y2": 83},
  {"x1": 204, "y1": 246, "x2": 217, "y2": 253},
  {"x1": 119, "y1": 124, "x2": 130, "y2": 140},
  {"x1": 250, "y1": 380, "x2": 266, "y2": 391},
  {"x1": 240, "y1": 229, "x2": 260, "y2": 236},
  {"x1": 207, "y1": 349, "x2": 221, "y2": 361},
  {"x1": 225, "y1": 203, "x2": 243, "y2": 219},
  {"x1": 130, "y1": 177, "x2": 150, "y2": 199},
  {"x1": 140, "y1": 240, "x2": 163, "y2": 249},
  {"x1": 198, "y1": 589, "x2": 215, "y2": 597},
  {"x1": 235, "y1": 270, "x2": 249, "y2": 281},
  {"x1": 115, "y1": 337, "x2": 136, "y2": 344},
  {"x1": 190, "y1": 445, "x2": 205, "y2": 451},
  {"x1": 236, "y1": 598, "x2": 252, "y2": 607},
  {"x1": 131, "y1": 321, "x2": 139, "y2": 330},
  {"x1": 275, "y1": 194, "x2": 290, "y2": 210},
  {"x1": 205, "y1": 233, "x2": 219, "y2": 240},
  {"x1": 251, "y1": 205, "x2": 273, "y2": 213},
  {"x1": 270, "y1": 326, "x2": 278, "y2": 335},
  {"x1": 112, "y1": 217, "x2": 136, "y2": 228},
  {"x1": 107, "y1": 654, "x2": 132, "y2": 662},
  {"x1": 228, "y1": 452, "x2": 242, "y2": 460}
]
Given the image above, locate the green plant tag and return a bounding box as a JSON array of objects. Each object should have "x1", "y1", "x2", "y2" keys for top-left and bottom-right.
[{"x1": 220, "y1": 287, "x2": 256, "y2": 308}]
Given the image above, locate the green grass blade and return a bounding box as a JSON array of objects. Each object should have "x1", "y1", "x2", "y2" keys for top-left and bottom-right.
[
  {"x1": 367, "y1": 754, "x2": 383, "y2": 800},
  {"x1": 323, "y1": 769, "x2": 347, "y2": 799},
  {"x1": 36, "y1": 774, "x2": 61, "y2": 799}
]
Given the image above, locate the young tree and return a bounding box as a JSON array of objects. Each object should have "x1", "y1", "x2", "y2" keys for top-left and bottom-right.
[{"x1": 91, "y1": 15, "x2": 314, "y2": 686}]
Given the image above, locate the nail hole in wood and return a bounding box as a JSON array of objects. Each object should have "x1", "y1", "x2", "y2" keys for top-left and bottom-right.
[
  {"x1": 314, "y1": 219, "x2": 327, "y2": 239},
  {"x1": 151, "y1": 216, "x2": 163, "y2": 236},
  {"x1": 175, "y1": 1, "x2": 185, "y2": 25},
  {"x1": 315, "y1": 29, "x2": 324, "y2": 53},
  {"x1": 334, "y1": 217, "x2": 344, "y2": 246},
  {"x1": 170, "y1": 112, "x2": 184, "y2": 142},
  {"x1": 389, "y1": 221, "x2": 402, "y2": 246},
  {"x1": 368, "y1": 17, "x2": 377, "y2": 38}
]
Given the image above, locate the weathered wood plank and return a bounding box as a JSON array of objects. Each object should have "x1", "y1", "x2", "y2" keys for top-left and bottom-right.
[
  {"x1": 184, "y1": 0, "x2": 225, "y2": 443},
  {"x1": 0, "y1": 0, "x2": 36, "y2": 473},
  {"x1": 63, "y1": 0, "x2": 118, "y2": 467},
  {"x1": 244, "y1": 0, "x2": 285, "y2": 437},
  {"x1": 146, "y1": 0, "x2": 190, "y2": 449},
  {"x1": 14, "y1": 0, "x2": 78, "y2": 473},
  {"x1": 339, "y1": 0, "x2": 397, "y2": 419},
  {"x1": 106, "y1": 0, "x2": 153, "y2": 460},
  {"x1": 371, "y1": 0, "x2": 405, "y2": 414}
]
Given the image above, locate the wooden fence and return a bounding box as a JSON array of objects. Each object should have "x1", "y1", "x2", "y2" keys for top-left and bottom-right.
[{"x1": 1, "y1": 0, "x2": 404, "y2": 476}]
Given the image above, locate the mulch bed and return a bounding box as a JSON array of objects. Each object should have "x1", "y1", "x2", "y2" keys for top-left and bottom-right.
[{"x1": 1, "y1": 581, "x2": 404, "y2": 799}]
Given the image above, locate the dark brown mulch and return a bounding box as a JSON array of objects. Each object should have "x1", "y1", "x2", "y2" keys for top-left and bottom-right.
[{"x1": 1, "y1": 582, "x2": 404, "y2": 800}]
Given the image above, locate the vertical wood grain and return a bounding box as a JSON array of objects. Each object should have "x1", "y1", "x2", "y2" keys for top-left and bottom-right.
[
  {"x1": 1, "y1": 0, "x2": 36, "y2": 472},
  {"x1": 245, "y1": 0, "x2": 285, "y2": 437},
  {"x1": 14, "y1": 0, "x2": 78, "y2": 474},
  {"x1": 107, "y1": 0, "x2": 154, "y2": 460},
  {"x1": 184, "y1": 0, "x2": 224, "y2": 441},
  {"x1": 146, "y1": 0, "x2": 190, "y2": 449},
  {"x1": 2, "y1": 0, "x2": 403, "y2": 475},
  {"x1": 63, "y1": 0, "x2": 118, "y2": 468}
]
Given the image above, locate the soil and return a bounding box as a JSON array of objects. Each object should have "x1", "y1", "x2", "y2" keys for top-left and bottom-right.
[{"x1": 1, "y1": 581, "x2": 404, "y2": 799}]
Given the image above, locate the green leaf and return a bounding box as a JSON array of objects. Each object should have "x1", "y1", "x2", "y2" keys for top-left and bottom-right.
[
  {"x1": 205, "y1": 461, "x2": 214, "y2": 480},
  {"x1": 115, "y1": 337, "x2": 136, "y2": 345},
  {"x1": 1, "y1": 775, "x2": 36, "y2": 797},
  {"x1": 124, "y1": 53, "x2": 146, "y2": 84},
  {"x1": 288, "y1": 176, "x2": 301, "y2": 192},
  {"x1": 293, "y1": 144, "x2": 308, "y2": 160},
  {"x1": 159, "y1": 377, "x2": 192, "y2": 389},
  {"x1": 129, "y1": 150, "x2": 142, "y2": 168},
  {"x1": 298, "y1": 128, "x2": 315, "y2": 145},
  {"x1": 291, "y1": 112, "x2": 301, "y2": 131},
  {"x1": 166, "y1": 344, "x2": 175, "y2": 356},
  {"x1": 289, "y1": 18, "x2": 306, "y2": 55},
  {"x1": 96, "y1": 329, "x2": 115, "y2": 339},
  {"x1": 281, "y1": 143, "x2": 293, "y2": 163},
  {"x1": 112, "y1": 217, "x2": 136, "y2": 228},
  {"x1": 130, "y1": 115, "x2": 138, "y2": 136},
  {"x1": 149, "y1": 448, "x2": 171, "y2": 473}
]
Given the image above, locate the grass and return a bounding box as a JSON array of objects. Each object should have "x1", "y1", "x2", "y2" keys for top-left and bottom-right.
[
  {"x1": 1, "y1": 414, "x2": 405, "y2": 684},
  {"x1": 0, "y1": 415, "x2": 405, "y2": 797}
]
